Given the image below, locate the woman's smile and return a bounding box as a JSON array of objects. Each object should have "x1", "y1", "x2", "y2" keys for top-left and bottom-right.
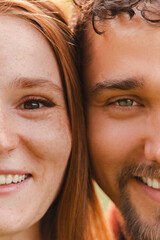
[
  {"x1": 0, "y1": 172, "x2": 32, "y2": 194},
  {"x1": 0, "y1": 172, "x2": 30, "y2": 185}
]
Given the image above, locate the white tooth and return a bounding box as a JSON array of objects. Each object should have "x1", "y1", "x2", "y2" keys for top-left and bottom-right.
[
  {"x1": 13, "y1": 175, "x2": 19, "y2": 183},
  {"x1": 147, "y1": 178, "x2": 152, "y2": 187},
  {"x1": 0, "y1": 175, "x2": 5, "y2": 185},
  {"x1": 21, "y1": 175, "x2": 24, "y2": 181},
  {"x1": 22, "y1": 175, "x2": 25, "y2": 181},
  {"x1": 152, "y1": 179, "x2": 159, "y2": 189},
  {"x1": 18, "y1": 175, "x2": 22, "y2": 182},
  {"x1": 6, "y1": 175, "x2": 12, "y2": 184},
  {"x1": 142, "y1": 177, "x2": 147, "y2": 184}
]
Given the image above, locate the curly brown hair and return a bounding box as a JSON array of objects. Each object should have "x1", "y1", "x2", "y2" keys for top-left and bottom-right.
[{"x1": 73, "y1": 0, "x2": 160, "y2": 33}]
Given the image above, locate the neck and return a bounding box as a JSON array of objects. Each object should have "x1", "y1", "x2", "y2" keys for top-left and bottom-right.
[{"x1": 0, "y1": 222, "x2": 42, "y2": 240}]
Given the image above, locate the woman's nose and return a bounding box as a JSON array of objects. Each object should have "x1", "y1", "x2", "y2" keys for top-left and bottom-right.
[
  {"x1": 0, "y1": 110, "x2": 19, "y2": 154},
  {"x1": 0, "y1": 126, "x2": 19, "y2": 153}
]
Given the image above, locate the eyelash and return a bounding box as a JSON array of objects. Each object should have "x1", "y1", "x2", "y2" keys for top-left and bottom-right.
[{"x1": 18, "y1": 96, "x2": 56, "y2": 110}]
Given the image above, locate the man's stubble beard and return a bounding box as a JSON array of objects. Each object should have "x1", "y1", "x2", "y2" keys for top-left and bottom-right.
[{"x1": 118, "y1": 163, "x2": 160, "y2": 240}]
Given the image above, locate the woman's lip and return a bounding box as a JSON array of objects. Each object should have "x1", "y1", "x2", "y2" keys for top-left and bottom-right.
[
  {"x1": 0, "y1": 169, "x2": 31, "y2": 175},
  {"x1": 0, "y1": 176, "x2": 32, "y2": 195}
]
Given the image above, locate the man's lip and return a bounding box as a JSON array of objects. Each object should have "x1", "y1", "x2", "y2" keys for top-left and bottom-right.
[
  {"x1": 137, "y1": 179, "x2": 160, "y2": 203},
  {"x1": 135, "y1": 175, "x2": 160, "y2": 180},
  {"x1": 135, "y1": 176, "x2": 160, "y2": 189},
  {"x1": 134, "y1": 173, "x2": 160, "y2": 178}
]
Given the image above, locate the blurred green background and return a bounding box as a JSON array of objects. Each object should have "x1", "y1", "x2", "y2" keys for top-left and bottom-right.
[{"x1": 95, "y1": 183, "x2": 110, "y2": 211}]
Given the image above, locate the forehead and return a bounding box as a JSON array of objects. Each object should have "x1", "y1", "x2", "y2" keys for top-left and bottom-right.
[
  {"x1": 0, "y1": 15, "x2": 48, "y2": 54},
  {"x1": 0, "y1": 15, "x2": 62, "y2": 88},
  {"x1": 84, "y1": 14, "x2": 160, "y2": 88}
]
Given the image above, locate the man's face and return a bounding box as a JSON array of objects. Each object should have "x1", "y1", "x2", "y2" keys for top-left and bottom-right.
[{"x1": 85, "y1": 13, "x2": 160, "y2": 240}]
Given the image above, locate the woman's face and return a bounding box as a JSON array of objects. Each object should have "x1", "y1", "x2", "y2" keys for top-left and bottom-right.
[{"x1": 0, "y1": 15, "x2": 71, "y2": 236}]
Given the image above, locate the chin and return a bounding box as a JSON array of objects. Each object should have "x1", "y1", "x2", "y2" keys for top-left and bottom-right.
[{"x1": 119, "y1": 190, "x2": 160, "y2": 240}]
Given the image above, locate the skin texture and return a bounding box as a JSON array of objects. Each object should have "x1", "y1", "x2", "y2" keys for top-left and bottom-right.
[
  {"x1": 0, "y1": 16, "x2": 71, "y2": 240},
  {"x1": 85, "y1": 13, "x2": 160, "y2": 240}
]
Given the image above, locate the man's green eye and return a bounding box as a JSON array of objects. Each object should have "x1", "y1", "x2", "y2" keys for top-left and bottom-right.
[{"x1": 118, "y1": 99, "x2": 134, "y2": 106}]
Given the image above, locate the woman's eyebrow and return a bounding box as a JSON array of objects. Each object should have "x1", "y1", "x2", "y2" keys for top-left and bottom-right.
[
  {"x1": 9, "y1": 77, "x2": 62, "y2": 92},
  {"x1": 89, "y1": 78, "x2": 144, "y2": 95}
]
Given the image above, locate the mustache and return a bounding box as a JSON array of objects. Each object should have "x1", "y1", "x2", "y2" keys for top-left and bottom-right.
[{"x1": 119, "y1": 163, "x2": 160, "y2": 189}]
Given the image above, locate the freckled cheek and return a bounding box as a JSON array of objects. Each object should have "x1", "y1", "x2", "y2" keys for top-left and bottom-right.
[
  {"x1": 36, "y1": 121, "x2": 71, "y2": 196},
  {"x1": 40, "y1": 126, "x2": 71, "y2": 168},
  {"x1": 19, "y1": 113, "x2": 71, "y2": 178}
]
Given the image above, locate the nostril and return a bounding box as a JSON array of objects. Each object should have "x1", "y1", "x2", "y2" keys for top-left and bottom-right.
[
  {"x1": 0, "y1": 130, "x2": 19, "y2": 153},
  {"x1": 144, "y1": 141, "x2": 160, "y2": 162}
]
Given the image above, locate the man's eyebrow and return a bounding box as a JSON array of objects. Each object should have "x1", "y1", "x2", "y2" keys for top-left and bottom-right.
[
  {"x1": 90, "y1": 78, "x2": 144, "y2": 95},
  {"x1": 9, "y1": 77, "x2": 62, "y2": 92}
]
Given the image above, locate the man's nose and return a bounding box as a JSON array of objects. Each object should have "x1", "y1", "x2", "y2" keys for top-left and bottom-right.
[{"x1": 144, "y1": 116, "x2": 160, "y2": 163}]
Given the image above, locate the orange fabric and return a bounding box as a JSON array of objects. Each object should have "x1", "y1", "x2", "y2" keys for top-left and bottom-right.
[{"x1": 105, "y1": 202, "x2": 130, "y2": 240}]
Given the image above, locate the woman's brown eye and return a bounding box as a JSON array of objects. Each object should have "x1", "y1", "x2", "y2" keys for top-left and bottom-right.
[
  {"x1": 20, "y1": 99, "x2": 55, "y2": 110},
  {"x1": 23, "y1": 100, "x2": 41, "y2": 109}
]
